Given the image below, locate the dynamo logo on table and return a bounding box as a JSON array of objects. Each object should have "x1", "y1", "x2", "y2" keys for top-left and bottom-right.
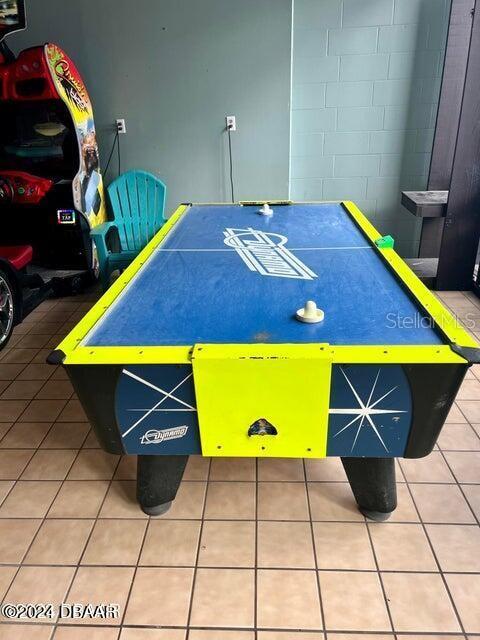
[
  {"x1": 140, "y1": 426, "x2": 189, "y2": 445},
  {"x1": 223, "y1": 227, "x2": 317, "y2": 280}
]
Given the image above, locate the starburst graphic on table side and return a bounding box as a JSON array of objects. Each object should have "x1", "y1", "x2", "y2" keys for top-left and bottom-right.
[{"x1": 329, "y1": 367, "x2": 407, "y2": 453}]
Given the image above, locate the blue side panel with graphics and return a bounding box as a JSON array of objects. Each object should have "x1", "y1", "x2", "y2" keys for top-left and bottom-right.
[
  {"x1": 327, "y1": 365, "x2": 412, "y2": 457},
  {"x1": 115, "y1": 363, "x2": 412, "y2": 457},
  {"x1": 115, "y1": 365, "x2": 201, "y2": 455}
]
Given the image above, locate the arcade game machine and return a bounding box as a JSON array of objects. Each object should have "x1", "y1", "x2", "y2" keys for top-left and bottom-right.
[{"x1": 0, "y1": 0, "x2": 107, "y2": 349}]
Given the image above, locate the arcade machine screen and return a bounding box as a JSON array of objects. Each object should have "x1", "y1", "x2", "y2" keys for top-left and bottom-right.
[
  {"x1": 0, "y1": 0, "x2": 26, "y2": 38},
  {"x1": 0, "y1": 102, "x2": 78, "y2": 181}
]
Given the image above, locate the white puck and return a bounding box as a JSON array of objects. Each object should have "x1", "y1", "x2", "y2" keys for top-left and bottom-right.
[
  {"x1": 258, "y1": 203, "x2": 273, "y2": 216},
  {"x1": 296, "y1": 300, "x2": 324, "y2": 324}
]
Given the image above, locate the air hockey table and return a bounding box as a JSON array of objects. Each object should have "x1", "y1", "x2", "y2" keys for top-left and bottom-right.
[{"x1": 49, "y1": 201, "x2": 480, "y2": 520}]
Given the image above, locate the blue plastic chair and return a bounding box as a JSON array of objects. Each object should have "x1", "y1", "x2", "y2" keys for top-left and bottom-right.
[{"x1": 91, "y1": 170, "x2": 167, "y2": 290}]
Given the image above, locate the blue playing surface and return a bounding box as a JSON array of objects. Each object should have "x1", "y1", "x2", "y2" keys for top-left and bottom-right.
[{"x1": 85, "y1": 203, "x2": 443, "y2": 347}]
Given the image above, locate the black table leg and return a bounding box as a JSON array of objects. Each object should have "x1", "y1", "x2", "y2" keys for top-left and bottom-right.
[
  {"x1": 341, "y1": 457, "x2": 397, "y2": 521},
  {"x1": 137, "y1": 455, "x2": 189, "y2": 516}
]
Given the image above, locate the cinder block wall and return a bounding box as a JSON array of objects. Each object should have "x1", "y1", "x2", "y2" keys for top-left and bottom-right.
[{"x1": 290, "y1": 0, "x2": 451, "y2": 257}]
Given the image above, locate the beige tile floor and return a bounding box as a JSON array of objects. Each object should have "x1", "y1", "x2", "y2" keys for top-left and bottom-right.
[{"x1": 0, "y1": 289, "x2": 479, "y2": 639}]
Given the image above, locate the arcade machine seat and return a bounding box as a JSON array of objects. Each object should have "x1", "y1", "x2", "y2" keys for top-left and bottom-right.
[
  {"x1": 0, "y1": 0, "x2": 108, "y2": 349},
  {"x1": 0, "y1": 244, "x2": 32, "y2": 270},
  {"x1": 0, "y1": 243, "x2": 38, "y2": 348}
]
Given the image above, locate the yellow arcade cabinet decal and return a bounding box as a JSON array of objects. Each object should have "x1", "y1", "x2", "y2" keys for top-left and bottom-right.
[{"x1": 45, "y1": 43, "x2": 107, "y2": 228}]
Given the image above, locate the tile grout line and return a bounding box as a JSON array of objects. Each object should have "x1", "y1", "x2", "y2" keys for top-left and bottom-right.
[
  {"x1": 4, "y1": 618, "x2": 480, "y2": 635},
  {"x1": 0, "y1": 428, "x2": 98, "y2": 452},
  {"x1": 2, "y1": 475, "x2": 480, "y2": 484},
  {"x1": 117, "y1": 475, "x2": 152, "y2": 632},
  {"x1": 16, "y1": 413, "x2": 76, "y2": 481},
  {"x1": 0, "y1": 344, "x2": 64, "y2": 513},
  {"x1": 364, "y1": 518, "x2": 397, "y2": 638},
  {"x1": 0, "y1": 387, "x2": 85, "y2": 612},
  {"x1": 454, "y1": 395, "x2": 479, "y2": 426},
  {"x1": 403, "y1": 479, "x2": 468, "y2": 637},
  {"x1": 0, "y1": 445, "x2": 84, "y2": 625},
  {"x1": 184, "y1": 457, "x2": 212, "y2": 640},
  {"x1": 49, "y1": 453, "x2": 123, "y2": 637},
  {"x1": 12, "y1": 417, "x2": 77, "y2": 561},
  {"x1": 2, "y1": 396, "x2": 69, "y2": 428},
  {"x1": 3, "y1": 562, "x2": 480, "y2": 575},
  {"x1": 436, "y1": 445, "x2": 480, "y2": 527},
  {"x1": 303, "y1": 459, "x2": 327, "y2": 638},
  {"x1": 2, "y1": 513, "x2": 480, "y2": 526}
]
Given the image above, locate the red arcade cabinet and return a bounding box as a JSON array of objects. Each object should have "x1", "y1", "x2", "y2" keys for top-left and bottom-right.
[{"x1": 0, "y1": 0, "x2": 107, "y2": 349}]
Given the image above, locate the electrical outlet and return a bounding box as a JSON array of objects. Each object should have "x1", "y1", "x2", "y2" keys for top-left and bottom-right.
[
  {"x1": 116, "y1": 118, "x2": 127, "y2": 134},
  {"x1": 226, "y1": 116, "x2": 236, "y2": 131}
]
